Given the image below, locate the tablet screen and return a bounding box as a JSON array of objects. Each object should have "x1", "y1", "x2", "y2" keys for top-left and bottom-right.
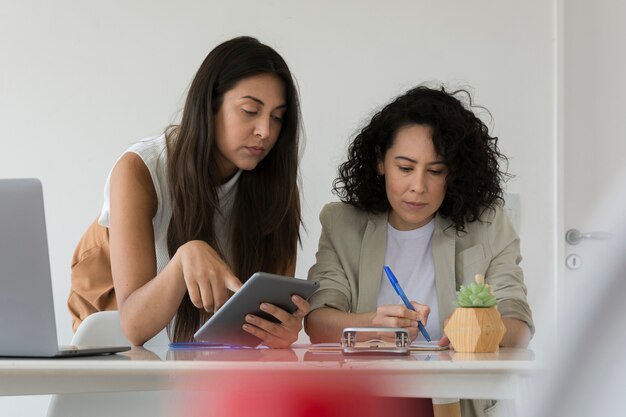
[{"x1": 193, "y1": 272, "x2": 319, "y2": 347}]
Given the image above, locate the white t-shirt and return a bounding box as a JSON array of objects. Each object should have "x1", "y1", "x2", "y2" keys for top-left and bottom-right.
[
  {"x1": 99, "y1": 135, "x2": 241, "y2": 274},
  {"x1": 376, "y1": 218, "x2": 442, "y2": 341}
]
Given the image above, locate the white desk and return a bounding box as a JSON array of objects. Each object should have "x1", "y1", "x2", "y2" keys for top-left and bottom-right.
[{"x1": 0, "y1": 346, "x2": 539, "y2": 416}]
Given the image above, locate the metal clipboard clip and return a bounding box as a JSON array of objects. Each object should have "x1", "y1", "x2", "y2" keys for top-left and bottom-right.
[{"x1": 340, "y1": 327, "x2": 410, "y2": 355}]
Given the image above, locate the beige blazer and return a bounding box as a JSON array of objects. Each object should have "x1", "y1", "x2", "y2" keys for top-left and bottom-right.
[
  {"x1": 307, "y1": 202, "x2": 534, "y2": 417},
  {"x1": 307, "y1": 201, "x2": 534, "y2": 337}
]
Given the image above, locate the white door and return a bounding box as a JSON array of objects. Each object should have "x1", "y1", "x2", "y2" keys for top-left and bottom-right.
[{"x1": 560, "y1": 0, "x2": 626, "y2": 310}]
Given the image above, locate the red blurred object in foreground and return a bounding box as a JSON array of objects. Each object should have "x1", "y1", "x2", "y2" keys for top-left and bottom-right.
[{"x1": 180, "y1": 371, "x2": 433, "y2": 417}]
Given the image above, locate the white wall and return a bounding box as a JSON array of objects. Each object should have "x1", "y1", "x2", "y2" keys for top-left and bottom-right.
[{"x1": 1, "y1": 1, "x2": 555, "y2": 415}]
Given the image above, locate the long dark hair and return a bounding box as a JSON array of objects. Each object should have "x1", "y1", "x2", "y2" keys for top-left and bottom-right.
[
  {"x1": 165, "y1": 36, "x2": 302, "y2": 342},
  {"x1": 334, "y1": 85, "x2": 509, "y2": 232}
]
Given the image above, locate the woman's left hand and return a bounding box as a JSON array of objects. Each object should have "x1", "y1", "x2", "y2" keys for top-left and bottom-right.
[
  {"x1": 438, "y1": 317, "x2": 452, "y2": 348},
  {"x1": 242, "y1": 295, "x2": 311, "y2": 348}
]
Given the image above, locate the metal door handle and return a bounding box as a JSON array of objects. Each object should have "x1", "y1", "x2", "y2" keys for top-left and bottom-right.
[{"x1": 565, "y1": 228, "x2": 613, "y2": 245}]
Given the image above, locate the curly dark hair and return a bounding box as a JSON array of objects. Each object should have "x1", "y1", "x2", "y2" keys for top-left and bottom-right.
[{"x1": 333, "y1": 85, "x2": 510, "y2": 232}]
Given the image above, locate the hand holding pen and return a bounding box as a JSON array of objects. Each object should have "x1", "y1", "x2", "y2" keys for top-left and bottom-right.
[{"x1": 383, "y1": 265, "x2": 432, "y2": 342}]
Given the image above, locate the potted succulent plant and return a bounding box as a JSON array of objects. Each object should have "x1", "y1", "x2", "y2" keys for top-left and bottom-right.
[{"x1": 443, "y1": 274, "x2": 506, "y2": 353}]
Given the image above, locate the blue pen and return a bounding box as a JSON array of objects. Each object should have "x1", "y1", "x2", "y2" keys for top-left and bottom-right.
[{"x1": 383, "y1": 265, "x2": 432, "y2": 342}]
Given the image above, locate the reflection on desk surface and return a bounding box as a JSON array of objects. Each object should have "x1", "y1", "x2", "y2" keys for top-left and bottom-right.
[
  {"x1": 120, "y1": 346, "x2": 163, "y2": 361},
  {"x1": 449, "y1": 348, "x2": 535, "y2": 361},
  {"x1": 303, "y1": 350, "x2": 451, "y2": 363},
  {"x1": 114, "y1": 345, "x2": 534, "y2": 364},
  {"x1": 302, "y1": 347, "x2": 533, "y2": 364},
  {"x1": 166, "y1": 347, "x2": 298, "y2": 362}
]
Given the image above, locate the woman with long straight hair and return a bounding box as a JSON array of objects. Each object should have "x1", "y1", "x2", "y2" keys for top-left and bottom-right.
[{"x1": 69, "y1": 36, "x2": 308, "y2": 347}]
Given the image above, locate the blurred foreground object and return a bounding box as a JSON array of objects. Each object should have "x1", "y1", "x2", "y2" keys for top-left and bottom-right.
[{"x1": 178, "y1": 372, "x2": 434, "y2": 417}]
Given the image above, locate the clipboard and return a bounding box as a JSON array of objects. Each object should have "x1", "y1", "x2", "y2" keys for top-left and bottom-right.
[
  {"x1": 341, "y1": 327, "x2": 410, "y2": 355},
  {"x1": 307, "y1": 327, "x2": 449, "y2": 355}
]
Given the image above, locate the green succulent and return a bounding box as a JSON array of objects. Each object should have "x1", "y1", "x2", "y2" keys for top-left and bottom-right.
[{"x1": 454, "y1": 282, "x2": 497, "y2": 308}]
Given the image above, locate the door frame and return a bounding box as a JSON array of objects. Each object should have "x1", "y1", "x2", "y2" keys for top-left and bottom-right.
[{"x1": 555, "y1": 0, "x2": 566, "y2": 329}]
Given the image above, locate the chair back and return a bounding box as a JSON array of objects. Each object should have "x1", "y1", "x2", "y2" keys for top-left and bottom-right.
[
  {"x1": 47, "y1": 311, "x2": 170, "y2": 417},
  {"x1": 71, "y1": 311, "x2": 168, "y2": 347}
]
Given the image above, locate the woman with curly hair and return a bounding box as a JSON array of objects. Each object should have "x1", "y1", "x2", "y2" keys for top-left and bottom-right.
[{"x1": 305, "y1": 85, "x2": 533, "y2": 417}]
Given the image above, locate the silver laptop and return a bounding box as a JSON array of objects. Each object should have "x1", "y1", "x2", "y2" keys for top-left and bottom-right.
[{"x1": 0, "y1": 178, "x2": 130, "y2": 357}]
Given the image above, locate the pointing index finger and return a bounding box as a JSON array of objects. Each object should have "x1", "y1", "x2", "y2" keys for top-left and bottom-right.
[{"x1": 225, "y1": 274, "x2": 243, "y2": 292}]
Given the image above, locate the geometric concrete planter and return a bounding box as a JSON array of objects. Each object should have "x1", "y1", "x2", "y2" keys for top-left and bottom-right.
[{"x1": 443, "y1": 307, "x2": 506, "y2": 353}]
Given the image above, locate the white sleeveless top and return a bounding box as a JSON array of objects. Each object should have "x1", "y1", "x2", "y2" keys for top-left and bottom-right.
[
  {"x1": 98, "y1": 135, "x2": 241, "y2": 274},
  {"x1": 377, "y1": 218, "x2": 442, "y2": 341}
]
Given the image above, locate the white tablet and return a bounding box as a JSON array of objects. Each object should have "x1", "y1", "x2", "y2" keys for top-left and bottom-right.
[{"x1": 193, "y1": 272, "x2": 319, "y2": 347}]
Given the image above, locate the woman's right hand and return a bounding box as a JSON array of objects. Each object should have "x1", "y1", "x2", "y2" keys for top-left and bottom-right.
[
  {"x1": 174, "y1": 240, "x2": 243, "y2": 312},
  {"x1": 371, "y1": 302, "x2": 430, "y2": 341}
]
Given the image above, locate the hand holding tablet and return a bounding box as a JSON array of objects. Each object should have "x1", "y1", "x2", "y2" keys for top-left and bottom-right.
[{"x1": 193, "y1": 272, "x2": 319, "y2": 347}]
